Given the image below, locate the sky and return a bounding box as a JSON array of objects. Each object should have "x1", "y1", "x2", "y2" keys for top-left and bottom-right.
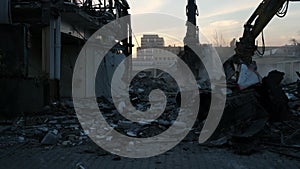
[{"x1": 127, "y1": 0, "x2": 300, "y2": 47}]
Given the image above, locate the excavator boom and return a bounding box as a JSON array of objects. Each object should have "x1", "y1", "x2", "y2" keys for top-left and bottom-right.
[{"x1": 225, "y1": 0, "x2": 300, "y2": 80}]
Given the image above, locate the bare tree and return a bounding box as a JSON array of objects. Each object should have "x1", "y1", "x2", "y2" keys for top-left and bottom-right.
[
  {"x1": 289, "y1": 38, "x2": 300, "y2": 56},
  {"x1": 213, "y1": 30, "x2": 226, "y2": 47}
]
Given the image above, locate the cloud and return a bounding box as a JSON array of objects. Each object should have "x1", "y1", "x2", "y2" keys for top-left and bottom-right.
[
  {"x1": 128, "y1": 0, "x2": 299, "y2": 46},
  {"x1": 200, "y1": 19, "x2": 241, "y2": 43},
  {"x1": 210, "y1": 20, "x2": 240, "y2": 27},
  {"x1": 128, "y1": 0, "x2": 169, "y2": 14},
  {"x1": 198, "y1": 0, "x2": 262, "y2": 19}
]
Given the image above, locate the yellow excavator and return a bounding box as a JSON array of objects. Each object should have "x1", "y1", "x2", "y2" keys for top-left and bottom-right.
[
  {"x1": 181, "y1": 0, "x2": 300, "y2": 128},
  {"x1": 224, "y1": 0, "x2": 300, "y2": 81},
  {"x1": 222, "y1": 0, "x2": 300, "y2": 122}
]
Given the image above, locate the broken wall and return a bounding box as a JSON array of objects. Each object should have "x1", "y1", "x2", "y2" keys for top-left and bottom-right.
[{"x1": 257, "y1": 60, "x2": 300, "y2": 83}]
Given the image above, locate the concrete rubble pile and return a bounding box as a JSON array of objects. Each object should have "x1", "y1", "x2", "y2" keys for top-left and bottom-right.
[
  {"x1": 0, "y1": 102, "x2": 88, "y2": 147},
  {"x1": 99, "y1": 72, "x2": 182, "y2": 138},
  {"x1": 1, "y1": 71, "x2": 300, "y2": 159}
]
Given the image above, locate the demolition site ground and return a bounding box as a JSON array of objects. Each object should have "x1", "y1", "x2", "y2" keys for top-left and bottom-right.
[{"x1": 1, "y1": 74, "x2": 300, "y2": 169}]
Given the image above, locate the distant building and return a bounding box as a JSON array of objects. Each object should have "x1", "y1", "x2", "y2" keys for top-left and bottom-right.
[
  {"x1": 136, "y1": 34, "x2": 300, "y2": 83},
  {"x1": 253, "y1": 45, "x2": 300, "y2": 83},
  {"x1": 133, "y1": 35, "x2": 183, "y2": 77},
  {"x1": 256, "y1": 45, "x2": 300, "y2": 57},
  {"x1": 140, "y1": 35, "x2": 164, "y2": 49},
  {"x1": 215, "y1": 45, "x2": 300, "y2": 83}
]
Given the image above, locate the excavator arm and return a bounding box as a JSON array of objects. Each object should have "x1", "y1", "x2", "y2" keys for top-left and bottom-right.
[{"x1": 224, "y1": 0, "x2": 300, "y2": 80}]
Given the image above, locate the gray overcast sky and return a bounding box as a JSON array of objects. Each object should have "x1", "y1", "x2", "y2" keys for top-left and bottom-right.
[{"x1": 127, "y1": 0, "x2": 300, "y2": 47}]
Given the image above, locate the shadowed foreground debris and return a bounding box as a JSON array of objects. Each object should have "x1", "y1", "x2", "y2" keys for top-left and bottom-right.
[{"x1": 1, "y1": 73, "x2": 300, "y2": 168}]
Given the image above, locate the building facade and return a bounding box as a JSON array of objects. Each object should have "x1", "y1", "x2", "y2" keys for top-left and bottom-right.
[
  {"x1": 0, "y1": 0, "x2": 132, "y2": 115},
  {"x1": 133, "y1": 35, "x2": 183, "y2": 77}
]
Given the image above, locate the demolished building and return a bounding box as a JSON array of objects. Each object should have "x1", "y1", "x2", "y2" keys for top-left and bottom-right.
[
  {"x1": 0, "y1": 0, "x2": 132, "y2": 115},
  {"x1": 1, "y1": 0, "x2": 300, "y2": 165}
]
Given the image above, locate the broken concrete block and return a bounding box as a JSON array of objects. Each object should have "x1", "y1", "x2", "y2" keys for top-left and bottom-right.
[
  {"x1": 41, "y1": 130, "x2": 59, "y2": 145},
  {"x1": 18, "y1": 136, "x2": 25, "y2": 143},
  {"x1": 237, "y1": 63, "x2": 261, "y2": 90},
  {"x1": 126, "y1": 131, "x2": 137, "y2": 137},
  {"x1": 62, "y1": 141, "x2": 71, "y2": 146}
]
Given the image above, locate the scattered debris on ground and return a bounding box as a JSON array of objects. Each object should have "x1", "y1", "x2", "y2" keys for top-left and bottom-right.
[{"x1": 1, "y1": 71, "x2": 300, "y2": 160}]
